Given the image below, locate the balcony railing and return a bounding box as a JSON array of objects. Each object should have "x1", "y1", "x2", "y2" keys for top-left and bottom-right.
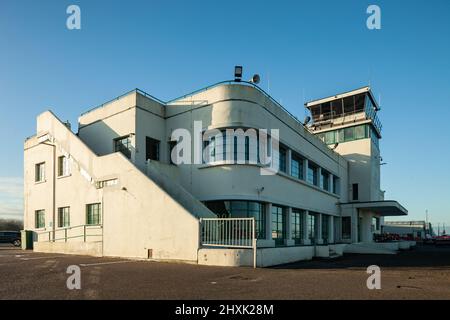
[{"x1": 312, "y1": 105, "x2": 382, "y2": 134}]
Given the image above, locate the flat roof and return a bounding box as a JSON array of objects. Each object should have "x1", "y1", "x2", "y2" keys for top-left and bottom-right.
[
  {"x1": 305, "y1": 86, "x2": 380, "y2": 111},
  {"x1": 340, "y1": 200, "x2": 408, "y2": 216}
]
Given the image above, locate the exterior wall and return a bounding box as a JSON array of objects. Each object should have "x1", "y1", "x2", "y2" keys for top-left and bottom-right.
[
  {"x1": 24, "y1": 111, "x2": 213, "y2": 262},
  {"x1": 333, "y1": 138, "x2": 378, "y2": 202},
  {"x1": 165, "y1": 84, "x2": 348, "y2": 216},
  {"x1": 78, "y1": 93, "x2": 138, "y2": 158}
]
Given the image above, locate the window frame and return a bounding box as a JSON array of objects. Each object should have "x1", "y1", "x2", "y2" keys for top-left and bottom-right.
[
  {"x1": 113, "y1": 135, "x2": 132, "y2": 159},
  {"x1": 35, "y1": 162, "x2": 45, "y2": 183},
  {"x1": 146, "y1": 136, "x2": 160, "y2": 161},
  {"x1": 57, "y1": 207, "x2": 70, "y2": 228},
  {"x1": 35, "y1": 209, "x2": 45, "y2": 229},
  {"x1": 57, "y1": 156, "x2": 70, "y2": 177},
  {"x1": 86, "y1": 203, "x2": 101, "y2": 225}
]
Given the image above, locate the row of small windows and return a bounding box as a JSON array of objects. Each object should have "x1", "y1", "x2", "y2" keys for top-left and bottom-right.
[
  {"x1": 34, "y1": 203, "x2": 101, "y2": 229},
  {"x1": 316, "y1": 124, "x2": 379, "y2": 148},
  {"x1": 202, "y1": 130, "x2": 341, "y2": 195},
  {"x1": 204, "y1": 200, "x2": 333, "y2": 245},
  {"x1": 34, "y1": 156, "x2": 71, "y2": 183}
]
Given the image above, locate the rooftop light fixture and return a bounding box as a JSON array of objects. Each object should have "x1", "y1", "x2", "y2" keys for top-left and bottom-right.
[{"x1": 234, "y1": 66, "x2": 243, "y2": 81}]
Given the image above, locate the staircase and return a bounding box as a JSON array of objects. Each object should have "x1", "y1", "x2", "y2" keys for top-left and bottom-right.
[{"x1": 328, "y1": 247, "x2": 341, "y2": 259}]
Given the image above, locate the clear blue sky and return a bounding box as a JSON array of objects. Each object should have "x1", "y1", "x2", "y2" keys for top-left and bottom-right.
[{"x1": 0, "y1": 0, "x2": 449, "y2": 230}]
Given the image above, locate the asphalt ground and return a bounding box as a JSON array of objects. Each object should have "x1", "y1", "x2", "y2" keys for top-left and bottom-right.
[{"x1": 0, "y1": 244, "x2": 449, "y2": 299}]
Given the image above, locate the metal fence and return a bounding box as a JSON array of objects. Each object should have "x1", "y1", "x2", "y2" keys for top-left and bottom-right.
[
  {"x1": 200, "y1": 217, "x2": 257, "y2": 268},
  {"x1": 37, "y1": 224, "x2": 103, "y2": 243}
]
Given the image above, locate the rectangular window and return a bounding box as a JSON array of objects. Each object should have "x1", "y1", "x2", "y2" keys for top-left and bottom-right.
[
  {"x1": 271, "y1": 205, "x2": 285, "y2": 245},
  {"x1": 58, "y1": 207, "x2": 70, "y2": 228},
  {"x1": 146, "y1": 137, "x2": 160, "y2": 161},
  {"x1": 344, "y1": 127, "x2": 355, "y2": 142},
  {"x1": 35, "y1": 210, "x2": 45, "y2": 228},
  {"x1": 354, "y1": 125, "x2": 367, "y2": 140},
  {"x1": 291, "y1": 209, "x2": 304, "y2": 244},
  {"x1": 58, "y1": 156, "x2": 70, "y2": 177},
  {"x1": 342, "y1": 217, "x2": 351, "y2": 239},
  {"x1": 86, "y1": 203, "x2": 101, "y2": 225},
  {"x1": 114, "y1": 136, "x2": 131, "y2": 159},
  {"x1": 290, "y1": 154, "x2": 303, "y2": 180},
  {"x1": 325, "y1": 131, "x2": 336, "y2": 144},
  {"x1": 307, "y1": 162, "x2": 318, "y2": 186},
  {"x1": 352, "y1": 183, "x2": 359, "y2": 201},
  {"x1": 332, "y1": 99, "x2": 343, "y2": 118},
  {"x1": 276, "y1": 146, "x2": 287, "y2": 173},
  {"x1": 35, "y1": 162, "x2": 45, "y2": 182},
  {"x1": 307, "y1": 213, "x2": 316, "y2": 242},
  {"x1": 320, "y1": 170, "x2": 329, "y2": 191},
  {"x1": 333, "y1": 176, "x2": 340, "y2": 195},
  {"x1": 168, "y1": 141, "x2": 177, "y2": 165},
  {"x1": 343, "y1": 96, "x2": 355, "y2": 114}
]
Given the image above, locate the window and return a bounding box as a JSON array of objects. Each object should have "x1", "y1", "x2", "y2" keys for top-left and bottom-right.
[
  {"x1": 114, "y1": 136, "x2": 131, "y2": 159},
  {"x1": 354, "y1": 94, "x2": 365, "y2": 112},
  {"x1": 307, "y1": 162, "x2": 318, "y2": 186},
  {"x1": 146, "y1": 137, "x2": 160, "y2": 161},
  {"x1": 290, "y1": 154, "x2": 303, "y2": 180},
  {"x1": 58, "y1": 207, "x2": 70, "y2": 228},
  {"x1": 342, "y1": 217, "x2": 351, "y2": 239},
  {"x1": 291, "y1": 209, "x2": 304, "y2": 244},
  {"x1": 168, "y1": 141, "x2": 177, "y2": 165},
  {"x1": 332, "y1": 99, "x2": 343, "y2": 118},
  {"x1": 344, "y1": 127, "x2": 355, "y2": 142},
  {"x1": 343, "y1": 96, "x2": 355, "y2": 114},
  {"x1": 58, "y1": 156, "x2": 70, "y2": 177},
  {"x1": 35, "y1": 210, "x2": 45, "y2": 228},
  {"x1": 278, "y1": 146, "x2": 287, "y2": 173},
  {"x1": 307, "y1": 213, "x2": 316, "y2": 242},
  {"x1": 35, "y1": 162, "x2": 45, "y2": 182},
  {"x1": 320, "y1": 170, "x2": 329, "y2": 191},
  {"x1": 272, "y1": 205, "x2": 285, "y2": 245},
  {"x1": 352, "y1": 183, "x2": 359, "y2": 201},
  {"x1": 333, "y1": 176, "x2": 340, "y2": 195},
  {"x1": 204, "y1": 200, "x2": 265, "y2": 239},
  {"x1": 86, "y1": 203, "x2": 101, "y2": 225},
  {"x1": 325, "y1": 131, "x2": 336, "y2": 144}
]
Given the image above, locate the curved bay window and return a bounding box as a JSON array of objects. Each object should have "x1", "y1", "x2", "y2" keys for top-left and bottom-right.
[{"x1": 204, "y1": 200, "x2": 265, "y2": 239}]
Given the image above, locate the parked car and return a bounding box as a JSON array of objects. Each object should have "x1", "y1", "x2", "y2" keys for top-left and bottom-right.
[{"x1": 0, "y1": 231, "x2": 21, "y2": 247}]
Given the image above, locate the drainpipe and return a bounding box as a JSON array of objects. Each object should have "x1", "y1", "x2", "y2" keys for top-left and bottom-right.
[{"x1": 42, "y1": 141, "x2": 56, "y2": 242}]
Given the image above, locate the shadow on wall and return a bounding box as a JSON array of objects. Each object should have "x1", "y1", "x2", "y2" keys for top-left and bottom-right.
[{"x1": 78, "y1": 120, "x2": 137, "y2": 160}]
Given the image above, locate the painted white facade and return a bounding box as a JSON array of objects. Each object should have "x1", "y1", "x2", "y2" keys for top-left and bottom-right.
[{"x1": 23, "y1": 81, "x2": 408, "y2": 266}]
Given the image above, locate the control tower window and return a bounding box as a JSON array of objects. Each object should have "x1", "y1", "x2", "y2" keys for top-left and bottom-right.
[
  {"x1": 355, "y1": 94, "x2": 365, "y2": 112},
  {"x1": 343, "y1": 96, "x2": 354, "y2": 114}
]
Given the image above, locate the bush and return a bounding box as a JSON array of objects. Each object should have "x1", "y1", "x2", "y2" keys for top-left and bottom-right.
[{"x1": 0, "y1": 219, "x2": 23, "y2": 231}]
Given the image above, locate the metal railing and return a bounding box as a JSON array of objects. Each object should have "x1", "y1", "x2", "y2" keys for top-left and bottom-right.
[
  {"x1": 311, "y1": 104, "x2": 382, "y2": 135},
  {"x1": 200, "y1": 217, "x2": 257, "y2": 268},
  {"x1": 37, "y1": 224, "x2": 103, "y2": 243}
]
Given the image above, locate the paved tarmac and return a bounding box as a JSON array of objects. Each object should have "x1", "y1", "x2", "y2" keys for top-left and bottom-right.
[{"x1": 1, "y1": 244, "x2": 449, "y2": 299}]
